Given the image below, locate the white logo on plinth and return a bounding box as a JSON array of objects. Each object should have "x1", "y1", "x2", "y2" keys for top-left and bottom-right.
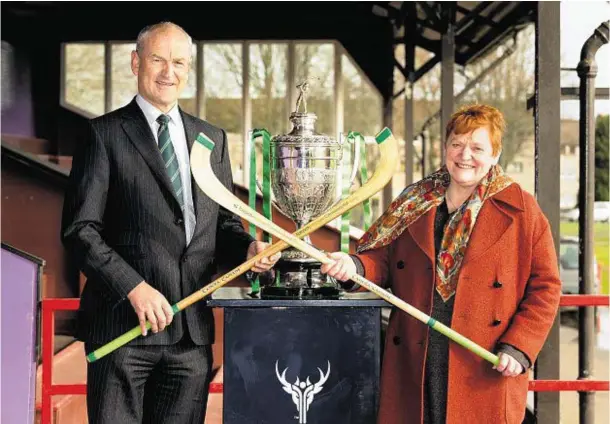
[{"x1": 275, "y1": 360, "x2": 331, "y2": 424}]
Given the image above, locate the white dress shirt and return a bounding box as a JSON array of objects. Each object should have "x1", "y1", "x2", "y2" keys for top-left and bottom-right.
[{"x1": 135, "y1": 94, "x2": 196, "y2": 245}]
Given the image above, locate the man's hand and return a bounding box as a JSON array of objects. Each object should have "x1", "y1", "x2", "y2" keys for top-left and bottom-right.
[
  {"x1": 127, "y1": 281, "x2": 174, "y2": 336},
  {"x1": 320, "y1": 251, "x2": 356, "y2": 282},
  {"x1": 247, "y1": 241, "x2": 281, "y2": 273},
  {"x1": 493, "y1": 352, "x2": 524, "y2": 377}
]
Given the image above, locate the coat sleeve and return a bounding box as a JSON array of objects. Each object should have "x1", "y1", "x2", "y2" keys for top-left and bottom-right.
[
  {"x1": 353, "y1": 243, "x2": 392, "y2": 289},
  {"x1": 214, "y1": 129, "x2": 256, "y2": 269},
  {"x1": 61, "y1": 121, "x2": 143, "y2": 304},
  {"x1": 498, "y1": 209, "x2": 562, "y2": 364}
]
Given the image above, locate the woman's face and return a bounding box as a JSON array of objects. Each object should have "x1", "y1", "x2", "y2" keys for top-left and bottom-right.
[{"x1": 445, "y1": 127, "x2": 499, "y2": 189}]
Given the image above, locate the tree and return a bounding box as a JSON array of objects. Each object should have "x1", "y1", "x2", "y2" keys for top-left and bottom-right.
[{"x1": 595, "y1": 114, "x2": 609, "y2": 201}]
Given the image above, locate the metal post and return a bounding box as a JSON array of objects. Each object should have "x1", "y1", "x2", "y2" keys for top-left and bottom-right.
[
  {"x1": 403, "y1": 4, "x2": 416, "y2": 186},
  {"x1": 534, "y1": 3, "x2": 561, "y2": 424},
  {"x1": 243, "y1": 42, "x2": 251, "y2": 188},
  {"x1": 576, "y1": 20, "x2": 610, "y2": 424},
  {"x1": 104, "y1": 41, "x2": 112, "y2": 113},
  {"x1": 440, "y1": 3, "x2": 456, "y2": 166},
  {"x1": 382, "y1": 90, "x2": 393, "y2": 209},
  {"x1": 287, "y1": 41, "x2": 296, "y2": 134},
  {"x1": 196, "y1": 42, "x2": 205, "y2": 119}
]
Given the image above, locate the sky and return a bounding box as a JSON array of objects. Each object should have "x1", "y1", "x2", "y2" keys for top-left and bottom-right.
[{"x1": 560, "y1": 0, "x2": 610, "y2": 119}]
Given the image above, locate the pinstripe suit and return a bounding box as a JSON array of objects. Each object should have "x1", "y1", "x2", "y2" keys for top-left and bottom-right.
[{"x1": 61, "y1": 98, "x2": 254, "y2": 423}]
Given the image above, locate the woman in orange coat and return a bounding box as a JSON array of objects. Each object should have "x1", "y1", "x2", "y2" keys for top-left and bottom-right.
[{"x1": 321, "y1": 104, "x2": 562, "y2": 424}]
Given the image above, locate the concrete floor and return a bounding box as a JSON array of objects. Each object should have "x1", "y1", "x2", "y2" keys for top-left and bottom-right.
[{"x1": 557, "y1": 311, "x2": 609, "y2": 424}]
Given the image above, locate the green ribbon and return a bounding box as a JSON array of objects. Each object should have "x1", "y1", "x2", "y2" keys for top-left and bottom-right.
[
  {"x1": 248, "y1": 129, "x2": 273, "y2": 294},
  {"x1": 340, "y1": 131, "x2": 372, "y2": 254}
]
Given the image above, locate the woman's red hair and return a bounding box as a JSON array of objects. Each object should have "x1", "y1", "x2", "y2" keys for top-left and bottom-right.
[{"x1": 445, "y1": 104, "x2": 505, "y2": 156}]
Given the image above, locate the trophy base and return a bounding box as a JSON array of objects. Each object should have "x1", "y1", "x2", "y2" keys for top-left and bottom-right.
[
  {"x1": 260, "y1": 286, "x2": 341, "y2": 300},
  {"x1": 259, "y1": 258, "x2": 341, "y2": 300}
]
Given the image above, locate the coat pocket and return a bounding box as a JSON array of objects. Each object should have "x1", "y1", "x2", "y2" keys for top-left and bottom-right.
[{"x1": 504, "y1": 372, "x2": 529, "y2": 423}]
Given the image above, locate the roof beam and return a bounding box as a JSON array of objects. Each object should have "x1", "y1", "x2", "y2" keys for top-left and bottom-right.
[
  {"x1": 456, "y1": 1, "x2": 510, "y2": 44},
  {"x1": 456, "y1": 2, "x2": 497, "y2": 35},
  {"x1": 417, "y1": 2, "x2": 442, "y2": 31},
  {"x1": 393, "y1": 54, "x2": 440, "y2": 98},
  {"x1": 458, "y1": 3, "x2": 532, "y2": 64}
]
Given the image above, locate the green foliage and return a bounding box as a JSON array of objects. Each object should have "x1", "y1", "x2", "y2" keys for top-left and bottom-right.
[{"x1": 595, "y1": 114, "x2": 609, "y2": 201}]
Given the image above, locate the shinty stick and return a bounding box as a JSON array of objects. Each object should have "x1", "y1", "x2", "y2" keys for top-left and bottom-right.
[
  {"x1": 191, "y1": 131, "x2": 501, "y2": 367},
  {"x1": 87, "y1": 127, "x2": 398, "y2": 362}
]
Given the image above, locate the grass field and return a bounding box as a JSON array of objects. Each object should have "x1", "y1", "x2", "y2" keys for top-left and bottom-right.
[{"x1": 560, "y1": 221, "x2": 609, "y2": 295}]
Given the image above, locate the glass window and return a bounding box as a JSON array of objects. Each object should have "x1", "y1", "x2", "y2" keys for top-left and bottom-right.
[
  {"x1": 64, "y1": 43, "x2": 105, "y2": 116},
  {"x1": 414, "y1": 47, "x2": 442, "y2": 176},
  {"x1": 249, "y1": 43, "x2": 288, "y2": 136},
  {"x1": 178, "y1": 44, "x2": 198, "y2": 116},
  {"x1": 204, "y1": 43, "x2": 244, "y2": 183},
  {"x1": 342, "y1": 53, "x2": 383, "y2": 226},
  {"x1": 342, "y1": 54, "x2": 382, "y2": 136},
  {"x1": 111, "y1": 43, "x2": 137, "y2": 111},
  {"x1": 295, "y1": 43, "x2": 334, "y2": 135}
]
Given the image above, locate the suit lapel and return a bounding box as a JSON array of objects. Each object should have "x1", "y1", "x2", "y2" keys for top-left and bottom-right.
[
  {"x1": 181, "y1": 109, "x2": 215, "y2": 244},
  {"x1": 408, "y1": 208, "x2": 436, "y2": 264},
  {"x1": 121, "y1": 100, "x2": 182, "y2": 210}
]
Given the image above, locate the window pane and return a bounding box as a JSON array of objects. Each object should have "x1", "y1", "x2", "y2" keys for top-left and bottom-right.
[
  {"x1": 342, "y1": 54, "x2": 383, "y2": 226},
  {"x1": 342, "y1": 54, "x2": 382, "y2": 136},
  {"x1": 295, "y1": 43, "x2": 334, "y2": 135},
  {"x1": 111, "y1": 43, "x2": 137, "y2": 111},
  {"x1": 178, "y1": 44, "x2": 198, "y2": 116},
  {"x1": 64, "y1": 43, "x2": 104, "y2": 116},
  {"x1": 250, "y1": 43, "x2": 288, "y2": 136},
  {"x1": 414, "y1": 47, "x2": 441, "y2": 177},
  {"x1": 204, "y1": 43, "x2": 243, "y2": 183}
]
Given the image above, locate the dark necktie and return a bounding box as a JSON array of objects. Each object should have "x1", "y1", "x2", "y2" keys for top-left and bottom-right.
[{"x1": 156, "y1": 114, "x2": 184, "y2": 208}]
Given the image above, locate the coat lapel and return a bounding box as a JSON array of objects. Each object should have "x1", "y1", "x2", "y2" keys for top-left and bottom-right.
[
  {"x1": 120, "y1": 100, "x2": 182, "y2": 210},
  {"x1": 408, "y1": 208, "x2": 436, "y2": 264},
  {"x1": 462, "y1": 183, "x2": 524, "y2": 265}
]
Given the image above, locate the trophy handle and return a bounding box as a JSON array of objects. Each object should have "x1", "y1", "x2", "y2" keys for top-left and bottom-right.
[
  {"x1": 348, "y1": 133, "x2": 361, "y2": 186},
  {"x1": 336, "y1": 132, "x2": 362, "y2": 196}
]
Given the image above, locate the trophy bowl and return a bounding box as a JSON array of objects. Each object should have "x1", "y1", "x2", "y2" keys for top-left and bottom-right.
[{"x1": 262, "y1": 111, "x2": 342, "y2": 299}]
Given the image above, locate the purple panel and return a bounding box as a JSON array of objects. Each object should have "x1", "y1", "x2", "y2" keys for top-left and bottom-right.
[
  {"x1": 1, "y1": 42, "x2": 35, "y2": 137},
  {"x1": 1, "y1": 246, "x2": 41, "y2": 424}
]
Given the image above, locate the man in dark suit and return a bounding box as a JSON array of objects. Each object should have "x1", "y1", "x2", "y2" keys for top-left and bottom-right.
[{"x1": 61, "y1": 21, "x2": 280, "y2": 423}]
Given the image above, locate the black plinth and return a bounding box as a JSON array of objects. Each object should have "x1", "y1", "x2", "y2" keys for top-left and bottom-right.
[{"x1": 208, "y1": 288, "x2": 389, "y2": 424}]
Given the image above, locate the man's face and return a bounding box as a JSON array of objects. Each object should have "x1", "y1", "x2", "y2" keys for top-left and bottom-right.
[{"x1": 131, "y1": 27, "x2": 191, "y2": 113}]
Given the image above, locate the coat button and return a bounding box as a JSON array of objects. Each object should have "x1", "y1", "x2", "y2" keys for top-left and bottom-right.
[
  {"x1": 492, "y1": 319, "x2": 502, "y2": 326},
  {"x1": 175, "y1": 218, "x2": 184, "y2": 226},
  {"x1": 396, "y1": 260, "x2": 405, "y2": 269},
  {"x1": 393, "y1": 336, "x2": 401, "y2": 345},
  {"x1": 493, "y1": 281, "x2": 503, "y2": 288},
  {"x1": 182, "y1": 255, "x2": 188, "y2": 263}
]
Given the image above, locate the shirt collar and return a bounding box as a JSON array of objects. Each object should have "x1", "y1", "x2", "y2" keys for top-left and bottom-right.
[{"x1": 135, "y1": 94, "x2": 181, "y2": 127}]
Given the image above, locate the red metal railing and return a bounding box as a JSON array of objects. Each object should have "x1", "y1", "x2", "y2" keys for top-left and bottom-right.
[
  {"x1": 39, "y1": 294, "x2": 609, "y2": 423},
  {"x1": 41, "y1": 298, "x2": 86, "y2": 424}
]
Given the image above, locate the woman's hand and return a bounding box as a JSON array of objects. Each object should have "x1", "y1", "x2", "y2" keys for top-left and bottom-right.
[
  {"x1": 320, "y1": 251, "x2": 357, "y2": 282},
  {"x1": 493, "y1": 352, "x2": 524, "y2": 377}
]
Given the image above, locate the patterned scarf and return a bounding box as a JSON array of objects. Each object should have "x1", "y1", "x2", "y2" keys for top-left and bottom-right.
[{"x1": 357, "y1": 164, "x2": 514, "y2": 302}]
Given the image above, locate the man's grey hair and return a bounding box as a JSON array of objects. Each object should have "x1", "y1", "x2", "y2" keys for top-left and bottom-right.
[{"x1": 135, "y1": 22, "x2": 193, "y2": 56}]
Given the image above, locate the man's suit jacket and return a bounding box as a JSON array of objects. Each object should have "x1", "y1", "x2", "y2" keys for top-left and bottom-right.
[{"x1": 61, "y1": 98, "x2": 254, "y2": 347}]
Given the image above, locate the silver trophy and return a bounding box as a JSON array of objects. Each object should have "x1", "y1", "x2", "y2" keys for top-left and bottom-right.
[{"x1": 259, "y1": 81, "x2": 359, "y2": 299}]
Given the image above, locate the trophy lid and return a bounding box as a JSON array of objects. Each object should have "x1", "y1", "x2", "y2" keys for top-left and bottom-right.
[{"x1": 274, "y1": 79, "x2": 338, "y2": 145}]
